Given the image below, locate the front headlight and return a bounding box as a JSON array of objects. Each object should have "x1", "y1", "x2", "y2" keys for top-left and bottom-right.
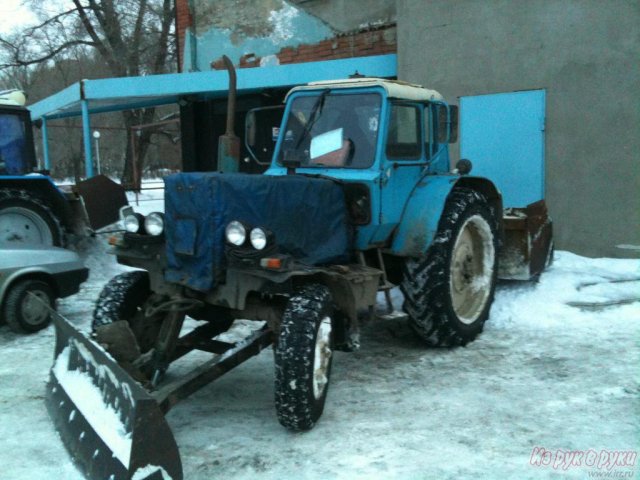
[
  {"x1": 124, "y1": 213, "x2": 144, "y2": 233},
  {"x1": 250, "y1": 227, "x2": 268, "y2": 250},
  {"x1": 225, "y1": 220, "x2": 246, "y2": 246},
  {"x1": 144, "y1": 212, "x2": 165, "y2": 236}
]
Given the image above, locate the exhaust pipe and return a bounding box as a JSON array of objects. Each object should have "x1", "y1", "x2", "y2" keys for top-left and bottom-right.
[{"x1": 217, "y1": 55, "x2": 240, "y2": 173}]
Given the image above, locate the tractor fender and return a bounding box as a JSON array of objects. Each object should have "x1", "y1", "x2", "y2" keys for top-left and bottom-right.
[{"x1": 389, "y1": 175, "x2": 502, "y2": 257}]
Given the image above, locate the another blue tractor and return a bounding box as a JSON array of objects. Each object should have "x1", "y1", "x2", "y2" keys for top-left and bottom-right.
[
  {"x1": 47, "y1": 78, "x2": 552, "y2": 480},
  {"x1": 0, "y1": 89, "x2": 127, "y2": 246}
]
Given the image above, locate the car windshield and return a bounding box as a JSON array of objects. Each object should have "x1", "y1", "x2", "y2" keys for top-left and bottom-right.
[{"x1": 277, "y1": 92, "x2": 381, "y2": 169}]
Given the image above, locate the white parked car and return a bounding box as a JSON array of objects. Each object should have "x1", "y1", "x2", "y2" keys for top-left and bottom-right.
[{"x1": 0, "y1": 245, "x2": 88, "y2": 333}]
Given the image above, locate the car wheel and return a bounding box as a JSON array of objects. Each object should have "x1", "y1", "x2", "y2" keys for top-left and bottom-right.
[{"x1": 3, "y1": 278, "x2": 55, "y2": 333}]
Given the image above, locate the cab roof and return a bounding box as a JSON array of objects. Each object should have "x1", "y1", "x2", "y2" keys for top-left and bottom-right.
[
  {"x1": 0, "y1": 89, "x2": 27, "y2": 107},
  {"x1": 286, "y1": 77, "x2": 444, "y2": 103}
]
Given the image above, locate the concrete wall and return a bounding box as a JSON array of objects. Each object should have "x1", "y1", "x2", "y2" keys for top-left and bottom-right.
[
  {"x1": 397, "y1": 0, "x2": 640, "y2": 258},
  {"x1": 176, "y1": 0, "x2": 397, "y2": 72},
  {"x1": 288, "y1": 0, "x2": 395, "y2": 32},
  {"x1": 181, "y1": 0, "x2": 333, "y2": 71}
]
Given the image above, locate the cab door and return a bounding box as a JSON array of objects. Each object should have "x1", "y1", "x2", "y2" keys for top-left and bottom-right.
[{"x1": 376, "y1": 102, "x2": 428, "y2": 242}]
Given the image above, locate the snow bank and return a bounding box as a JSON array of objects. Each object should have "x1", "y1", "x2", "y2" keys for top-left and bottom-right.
[{"x1": 490, "y1": 251, "x2": 639, "y2": 330}]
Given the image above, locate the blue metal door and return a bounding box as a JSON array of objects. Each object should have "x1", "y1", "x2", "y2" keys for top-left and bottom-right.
[{"x1": 460, "y1": 90, "x2": 545, "y2": 208}]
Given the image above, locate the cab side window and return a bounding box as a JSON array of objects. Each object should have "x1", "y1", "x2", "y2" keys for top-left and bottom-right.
[
  {"x1": 424, "y1": 105, "x2": 432, "y2": 159},
  {"x1": 386, "y1": 104, "x2": 421, "y2": 160}
]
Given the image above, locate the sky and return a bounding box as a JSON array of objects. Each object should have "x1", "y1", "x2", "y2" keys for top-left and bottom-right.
[{"x1": 0, "y1": 0, "x2": 36, "y2": 35}]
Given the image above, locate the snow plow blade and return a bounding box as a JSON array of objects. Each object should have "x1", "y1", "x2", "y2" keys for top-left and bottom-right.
[{"x1": 46, "y1": 309, "x2": 182, "y2": 480}]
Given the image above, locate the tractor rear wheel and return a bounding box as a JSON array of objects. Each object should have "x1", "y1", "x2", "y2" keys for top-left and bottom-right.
[
  {"x1": 0, "y1": 189, "x2": 64, "y2": 246},
  {"x1": 275, "y1": 284, "x2": 334, "y2": 431},
  {"x1": 401, "y1": 188, "x2": 498, "y2": 346}
]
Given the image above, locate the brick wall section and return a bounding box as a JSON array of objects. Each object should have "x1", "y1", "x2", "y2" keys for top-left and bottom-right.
[
  {"x1": 175, "y1": 0, "x2": 192, "y2": 71},
  {"x1": 278, "y1": 25, "x2": 396, "y2": 65},
  {"x1": 211, "y1": 24, "x2": 397, "y2": 70}
]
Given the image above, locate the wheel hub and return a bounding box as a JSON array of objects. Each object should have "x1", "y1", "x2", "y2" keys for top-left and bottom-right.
[
  {"x1": 21, "y1": 290, "x2": 51, "y2": 326},
  {"x1": 450, "y1": 215, "x2": 495, "y2": 324},
  {"x1": 313, "y1": 317, "x2": 332, "y2": 399},
  {"x1": 0, "y1": 207, "x2": 53, "y2": 245}
]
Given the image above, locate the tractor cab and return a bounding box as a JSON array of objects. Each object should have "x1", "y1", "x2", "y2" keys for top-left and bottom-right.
[
  {"x1": 267, "y1": 78, "x2": 456, "y2": 172},
  {"x1": 248, "y1": 78, "x2": 461, "y2": 251},
  {"x1": 0, "y1": 90, "x2": 37, "y2": 176}
]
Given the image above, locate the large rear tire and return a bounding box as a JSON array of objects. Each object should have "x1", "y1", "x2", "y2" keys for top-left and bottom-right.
[
  {"x1": 275, "y1": 284, "x2": 334, "y2": 431},
  {"x1": 0, "y1": 189, "x2": 64, "y2": 246},
  {"x1": 401, "y1": 188, "x2": 498, "y2": 347}
]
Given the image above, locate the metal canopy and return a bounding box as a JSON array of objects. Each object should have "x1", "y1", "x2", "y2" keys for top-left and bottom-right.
[
  {"x1": 30, "y1": 54, "x2": 397, "y2": 121},
  {"x1": 29, "y1": 54, "x2": 396, "y2": 176}
]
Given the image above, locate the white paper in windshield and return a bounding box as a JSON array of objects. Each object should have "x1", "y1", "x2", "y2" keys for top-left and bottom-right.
[{"x1": 310, "y1": 128, "x2": 343, "y2": 159}]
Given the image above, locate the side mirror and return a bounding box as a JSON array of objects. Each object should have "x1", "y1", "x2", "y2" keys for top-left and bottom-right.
[
  {"x1": 437, "y1": 104, "x2": 459, "y2": 144},
  {"x1": 245, "y1": 106, "x2": 285, "y2": 165}
]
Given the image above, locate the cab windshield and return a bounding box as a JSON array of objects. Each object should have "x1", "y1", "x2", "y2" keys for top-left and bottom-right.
[{"x1": 277, "y1": 92, "x2": 381, "y2": 169}]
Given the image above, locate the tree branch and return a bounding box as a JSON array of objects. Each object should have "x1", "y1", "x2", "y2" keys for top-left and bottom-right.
[
  {"x1": 152, "y1": 0, "x2": 174, "y2": 73},
  {"x1": 22, "y1": 7, "x2": 80, "y2": 35},
  {"x1": 72, "y1": 0, "x2": 123, "y2": 76},
  {"x1": 0, "y1": 40, "x2": 97, "y2": 69}
]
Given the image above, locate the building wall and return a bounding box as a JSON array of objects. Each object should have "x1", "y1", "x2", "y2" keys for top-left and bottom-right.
[
  {"x1": 397, "y1": 0, "x2": 640, "y2": 258},
  {"x1": 288, "y1": 0, "x2": 396, "y2": 33},
  {"x1": 175, "y1": 0, "x2": 396, "y2": 72}
]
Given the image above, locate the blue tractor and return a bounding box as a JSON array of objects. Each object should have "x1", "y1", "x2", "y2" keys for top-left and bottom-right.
[
  {"x1": 47, "y1": 78, "x2": 552, "y2": 480},
  {"x1": 0, "y1": 89, "x2": 127, "y2": 246}
]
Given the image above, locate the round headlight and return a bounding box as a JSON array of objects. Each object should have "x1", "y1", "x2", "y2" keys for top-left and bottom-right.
[
  {"x1": 225, "y1": 220, "x2": 246, "y2": 246},
  {"x1": 124, "y1": 213, "x2": 143, "y2": 233},
  {"x1": 144, "y1": 212, "x2": 165, "y2": 236},
  {"x1": 250, "y1": 227, "x2": 268, "y2": 250}
]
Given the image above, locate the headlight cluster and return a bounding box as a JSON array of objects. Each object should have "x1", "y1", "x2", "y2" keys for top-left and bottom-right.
[
  {"x1": 225, "y1": 220, "x2": 272, "y2": 250},
  {"x1": 123, "y1": 211, "x2": 165, "y2": 236}
]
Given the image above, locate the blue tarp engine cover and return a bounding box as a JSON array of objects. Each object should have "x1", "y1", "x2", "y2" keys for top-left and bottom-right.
[{"x1": 164, "y1": 172, "x2": 352, "y2": 292}]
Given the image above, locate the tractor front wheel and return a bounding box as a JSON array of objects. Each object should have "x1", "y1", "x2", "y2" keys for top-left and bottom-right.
[
  {"x1": 92, "y1": 271, "x2": 162, "y2": 354},
  {"x1": 401, "y1": 188, "x2": 498, "y2": 347},
  {"x1": 275, "y1": 284, "x2": 334, "y2": 431}
]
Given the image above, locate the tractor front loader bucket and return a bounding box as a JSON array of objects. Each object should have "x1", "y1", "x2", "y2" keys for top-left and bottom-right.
[{"x1": 46, "y1": 309, "x2": 182, "y2": 480}]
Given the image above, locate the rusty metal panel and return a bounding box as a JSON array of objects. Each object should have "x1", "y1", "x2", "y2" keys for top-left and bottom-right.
[
  {"x1": 499, "y1": 200, "x2": 553, "y2": 280},
  {"x1": 75, "y1": 174, "x2": 128, "y2": 230}
]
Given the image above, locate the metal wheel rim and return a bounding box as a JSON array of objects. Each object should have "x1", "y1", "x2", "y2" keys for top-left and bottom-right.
[
  {"x1": 312, "y1": 316, "x2": 332, "y2": 399},
  {"x1": 450, "y1": 214, "x2": 495, "y2": 324},
  {"x1": 0, "y1": 206, "x2": 53, "y2": 245},
  {"x1": 21, "y1": 290, "x2": 51, "y2": 326}
]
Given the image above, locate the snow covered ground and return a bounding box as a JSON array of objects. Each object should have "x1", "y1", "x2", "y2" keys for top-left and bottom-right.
[{"x1": 0, "y1": 191, "x2": 638, "y2": 479}]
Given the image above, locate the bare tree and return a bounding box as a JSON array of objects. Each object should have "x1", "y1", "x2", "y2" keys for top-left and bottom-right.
[{"x1": 0, "y1": 0, "x2": 176, "y2": 186}]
